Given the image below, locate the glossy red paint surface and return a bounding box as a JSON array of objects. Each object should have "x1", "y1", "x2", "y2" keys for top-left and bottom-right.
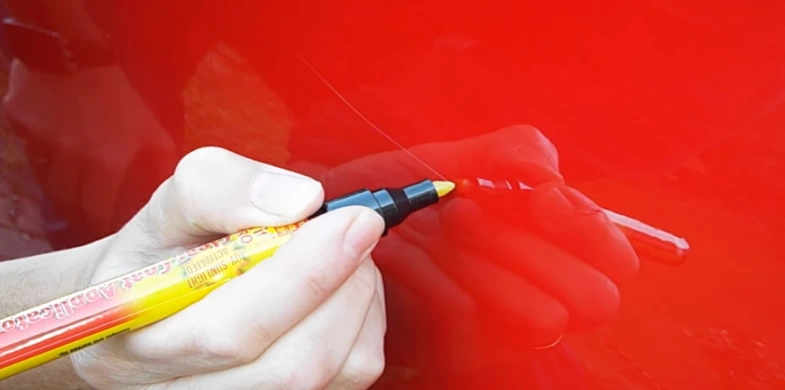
[{"x1": 1, "y1": 1, "x2": 785, "y2": 388}]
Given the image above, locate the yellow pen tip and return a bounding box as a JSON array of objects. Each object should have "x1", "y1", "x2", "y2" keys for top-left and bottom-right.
[{"x1": 433, "y1": 180, "x2": 456, "y2": 198}]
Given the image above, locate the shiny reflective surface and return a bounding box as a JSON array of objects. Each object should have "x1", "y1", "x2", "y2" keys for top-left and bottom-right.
[{"x1": 1, "y1": 1, "x2": 785, "y2": 388}]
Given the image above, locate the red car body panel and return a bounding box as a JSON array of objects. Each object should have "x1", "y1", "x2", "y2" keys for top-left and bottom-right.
[{"x1": 1, "y1": 1, "x2": 785, "y2": 388}]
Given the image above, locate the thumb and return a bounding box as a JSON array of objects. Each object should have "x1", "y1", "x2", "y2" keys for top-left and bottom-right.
[{"x1": 122, "y1": 146, "x2": 325, "y2": 251}]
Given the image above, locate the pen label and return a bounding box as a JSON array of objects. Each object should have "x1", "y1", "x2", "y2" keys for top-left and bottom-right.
[
  {"x1": 118, "y1": 262, "x2": 176, "y2": 291},
  {"x1": 0, "y1": 284, "x2": 116, "y2": 334},
  {"x1": 0, "y1": 220, "x2": 308, "y2": 374}
]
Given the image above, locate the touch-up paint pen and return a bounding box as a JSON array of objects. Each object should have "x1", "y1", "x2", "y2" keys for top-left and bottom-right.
[{"x1": 0, "y1": 179, "x2": 456, "y2": 380}]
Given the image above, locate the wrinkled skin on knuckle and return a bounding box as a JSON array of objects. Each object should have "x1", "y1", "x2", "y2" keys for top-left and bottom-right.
[
  {"x1": 128, "y1": 323, "x2": 255, "y2": 369},
  {"x1": 298, "y1": 266, "x2": 337, "y2": 300},
  {"x1": 175, "y1": 326, "x2": 259, "y2": 368},
  {"x1": 202, "y1": 331, "x2": 261, "y2": 367}
]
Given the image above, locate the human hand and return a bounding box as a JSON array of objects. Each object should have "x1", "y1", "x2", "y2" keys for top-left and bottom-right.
[
  {"x1": 291, "y1": 124, "x2": 639, "y2": 367},
  {"x1": 70, "y1": 147, "x2": 388, "y2": 390}
]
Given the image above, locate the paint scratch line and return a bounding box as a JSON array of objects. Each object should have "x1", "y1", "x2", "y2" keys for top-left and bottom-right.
[{"x1": 298, "y1": 54, "x2": 447, "y2": 180}]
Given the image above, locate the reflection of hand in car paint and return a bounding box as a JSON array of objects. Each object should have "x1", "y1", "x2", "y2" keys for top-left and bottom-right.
[
  {"x1": 289, "y1": 124, "x2": 639, "y2": 372},
  {"x1": 1, "y1": 60, "x2": 179, "y2": 247}
]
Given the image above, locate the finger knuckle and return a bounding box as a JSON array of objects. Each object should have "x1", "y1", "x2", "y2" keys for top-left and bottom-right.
[
  {"x1": 341, "y1": 349, "x2": 386, "y2": 388},
  {"x1": 300, "y1": 270, "x2": 334, "y2": 299},
  {"x1": 172, "y1": 146, "x2": 229, "y2": 196},
  {"x1": 170, "y1": 147, "x2": 232, "y2": 219},
  {"x1": 123, "y1": 331, "x2": 170, "y2": 361},
  {"x1": 200, "y1": 332, "x2": 259, "y2": 366},
  {"x1": 177, "y1": 146, "x2": 230, "y2": 171},
  {"x1": 134, "y1": 326, "x2": 255, "y2": 367}
]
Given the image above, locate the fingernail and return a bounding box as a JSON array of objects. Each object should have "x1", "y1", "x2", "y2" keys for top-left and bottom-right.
[
  {"x1": 250, "y1": 171, "x2": 324, "y2": 218},
  {"x1": 343, "y1": 210, "x2": 385, "y2": 258}
]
